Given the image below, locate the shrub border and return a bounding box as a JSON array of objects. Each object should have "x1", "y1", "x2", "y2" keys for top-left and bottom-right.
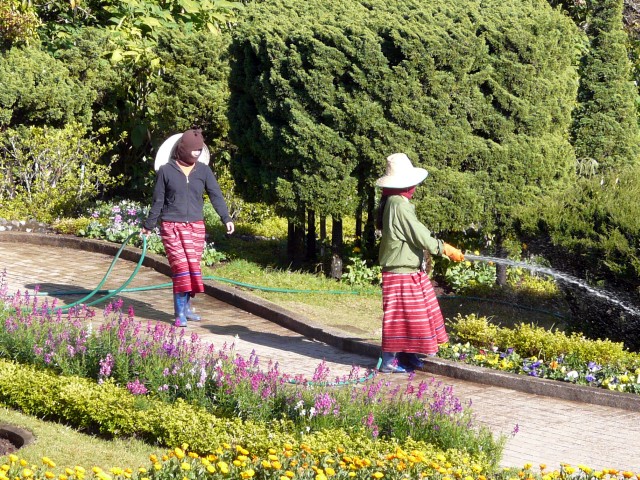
[{"x1": 2, "y1": 231, "x2": 640, "y2": 412}]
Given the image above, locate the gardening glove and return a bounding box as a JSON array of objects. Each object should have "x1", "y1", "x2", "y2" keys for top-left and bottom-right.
[{"x1": 443, "y1": 243, "x2": 465, "y2": 262}]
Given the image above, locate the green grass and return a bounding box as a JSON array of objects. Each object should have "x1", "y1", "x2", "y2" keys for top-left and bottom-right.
[{"x1": 0, "y1": 406, "x2": 161, "y2": 470}]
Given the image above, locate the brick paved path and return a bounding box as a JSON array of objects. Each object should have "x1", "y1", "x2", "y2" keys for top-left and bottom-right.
[{"x1": 1, "y1": 237, "x2": 639, "y2": 471}]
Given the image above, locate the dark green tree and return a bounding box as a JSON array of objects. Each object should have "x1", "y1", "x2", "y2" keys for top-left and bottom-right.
[
  {"x1": 229, "y1": 0, "x2": 583, "y2": 267},
  {"x1": 572, "y1": 0, "x2": 640, "y2": 173}
]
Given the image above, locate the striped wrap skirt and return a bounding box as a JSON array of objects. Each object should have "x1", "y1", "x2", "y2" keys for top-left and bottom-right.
[
  {"x1": 160, "y1": 221, "x2": 206, "y2": 294},
  {"x1": 381, "y1": 271, "x2": 448, "y2": 355}
]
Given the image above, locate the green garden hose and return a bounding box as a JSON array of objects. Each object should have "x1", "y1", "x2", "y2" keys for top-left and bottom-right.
[{"x1": 48, "y1": 232, "x2": 148, "y2": 313}]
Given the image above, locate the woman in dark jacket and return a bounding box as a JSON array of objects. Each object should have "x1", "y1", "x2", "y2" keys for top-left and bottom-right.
[{"x1": 142, "y1": 129, "x2": 234, "y2": 327}]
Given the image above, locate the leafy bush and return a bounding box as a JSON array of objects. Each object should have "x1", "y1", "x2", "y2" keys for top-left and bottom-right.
[
  {"x1": 341, "y1": 255, "x2": 382, "y2": 287},
  {"x1": 0, "y1": 46, "x2": 93, "y2": 128},
  {"x1": 0, "y1": 0, "x2": 40, "y2": 48},
  {"x1": 0, "y1": 124, "x2": 121, "y2": 222},
  {"x1": 449, "y1": 314, "x2": 635, "y2": 367}
]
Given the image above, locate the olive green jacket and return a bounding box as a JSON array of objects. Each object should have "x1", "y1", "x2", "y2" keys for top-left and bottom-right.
[{"x1": 378, "y1": 195, "x2": 444, "y2": 273}]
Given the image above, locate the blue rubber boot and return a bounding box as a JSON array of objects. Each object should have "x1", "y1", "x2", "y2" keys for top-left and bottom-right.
[
  {"x1": 401, "y1": 352, "x2": 425, "y2": 370},
  {"x1": 173, "y1": 292, "x2": 189, "y2": 327},
  {"x1": 379, "y1": 352, "x2": 408, "y2": 374},
  {"x1": 184, "y1": 295, "x2": 201, "y2": 321}
]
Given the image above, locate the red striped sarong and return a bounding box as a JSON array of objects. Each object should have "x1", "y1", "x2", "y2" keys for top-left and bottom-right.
[
  {"x1": 381, "y1": 271, "x2": 448, "y2": 355},
  {"x1": 160, "y1": 221, "x2": 206, "y2": 294}
]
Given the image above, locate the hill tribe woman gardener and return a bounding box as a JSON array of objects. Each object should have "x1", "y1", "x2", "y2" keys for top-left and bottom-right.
[
  {"x1": 376, "y1": 153, "x2": 465, "y2": 373},
  {"x1": 142, "y1": 128, "x2": 234, "y2": 327}
]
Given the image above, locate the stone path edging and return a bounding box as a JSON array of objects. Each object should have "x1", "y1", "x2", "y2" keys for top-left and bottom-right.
[{"x1": 2, "y1": 230, "x2": 639, "y2": 413}]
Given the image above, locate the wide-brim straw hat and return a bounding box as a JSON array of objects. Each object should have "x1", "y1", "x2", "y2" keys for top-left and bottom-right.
[
  {"x1": 375, "y1": 153, "x2": 428, "y2": 188},
  {"x1": 154, "y1": 133, "x2": 210, "y2": 171}
]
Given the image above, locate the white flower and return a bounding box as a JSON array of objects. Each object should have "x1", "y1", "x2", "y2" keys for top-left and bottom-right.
[{"x1": 566, "y1": 370, "x2": 579, "y2": 380}]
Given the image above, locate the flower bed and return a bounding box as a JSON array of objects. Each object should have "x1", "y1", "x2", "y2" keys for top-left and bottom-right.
[
  {"x1": 0, "y1": 278, "x2": 502, "y2": 465},
  {"x1": 442, "y1": 314, "x2": 640, "y2": 395}
]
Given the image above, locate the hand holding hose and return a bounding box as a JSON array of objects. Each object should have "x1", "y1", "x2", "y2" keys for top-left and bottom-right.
[{"x1": 443, "y1": 243, "x2": 465, "y2": 262}]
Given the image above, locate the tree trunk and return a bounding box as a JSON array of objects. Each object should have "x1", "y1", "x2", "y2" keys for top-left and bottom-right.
[
  {"x1": 287, "y1": 218, "x2": 305, "y2": 268},
  {"x1": 364, "y1": 186, "x2": 376, "y2": 255},
  {"x1": 319, "y1": 216, "x2": 327, "y2": 260},
  {"x1": 355, "y1": 202, "x2": 363, "y2": 243},
  {"x1": 330, "y1": 216, "x2": 343, "y2": 279},
  {"x1": 495, "y1": 235, "x2": 508, "y2": 286},
  {"x1": 306, "y1": 209, "x2": 317, "y2": 262}
]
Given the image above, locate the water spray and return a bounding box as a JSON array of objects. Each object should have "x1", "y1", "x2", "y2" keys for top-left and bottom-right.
[{"x1": 464, "y1": 253, "x2": 640, "y2": 318}]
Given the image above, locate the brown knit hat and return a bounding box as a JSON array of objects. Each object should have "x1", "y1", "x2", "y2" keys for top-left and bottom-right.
[{"x1": 176, "y1": 129, "x2": 205, "y2": 165}]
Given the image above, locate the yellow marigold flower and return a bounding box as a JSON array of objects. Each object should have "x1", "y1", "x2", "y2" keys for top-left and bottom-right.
[
  {"x1": 337, "y1": 447, "x2": 345, "y2": 454},
  {"x1": 285, "y1": 471, "x2": 295, "y2": 478},
  {"x1": 58, "y1": 476, "x2": 68, "y2": 480},
  {"x1": 97, "y1": 473, "x2": 112, "y2": 480},
  {"x1": 65, "y1": 468, "x2": 74, "y2": 476},
  {"x1": 217, "y1": 462, "x2": 229, "y2": 474},
  {"x1": 149, "y1": 455, "x2": 157, "y2": 463},
  {"x1": 326, "y1": 467, "x2": 336, "y2": 476},
  {"x1": 92, "y1": 467, "x2": 102, "y2": 474},
  {"x1": 542, "y1": 475, "x2": 552, "y2": 480},
  {"x1": 348, "y1": 474, "x2": 356, "y2": 478},
  {"x1": 233, "y1": 460, "x2": 242, "y2": 467},
  {"x1": 523, "y1": 463, "x2": 532, "y2": 470},
  {"x1": 284, "y1": 443, "x2": 293, "y2": 451},
  {"x1": 237, "y1": 455, "x2": 248, "y2": 462},
  {"x1": 110, "y1": 468, "x2": 123, "y2": 476},
  {"x1": 42, "y1": 458, "x2": 56, "y2": 469},
  {"x1": 20, "y1": 459, "x2": 28, "y2": 467},
  {"x1": 162, "y1": 455, "x2": 169, "y2": 462},
  {"x1": 138, "y1": 468, "x2": 147, "y2": 474},
  {"x1": 315, "y1": 474, "x2": 328, "y2": 480},
  {"x1": 539, "y1": 464, "x2": 547, "y2": 471},
  {"x1": 174, "y1": 448, "x2": 185, "y2": 459},
  {"x1": 262, "y1": 461, "x2": 272, "y2": 469},
  {"x1": 622, "y1": 472, "x2": 634, "y2": 479},
  {"x1": 206, "y1": 465, "x2": 216, "y2": 474},
  {"x1": 154, "y1": 463, "x2": 162, "y2": 471},
  {"x1": 237, "y1": 446, "x2": 250, "y2": 456},
  {"x1": 241, "y1": 469, "x2": 255, "y2": 478},
  {"x1": 201, "y1": 459, "x2": 211, "y2": 467},
  {"x1": 272, "y1": 461, "x2": 282, "y2": 469},
  {"x1": 21, "y1": 468, "x2": 34, "y2": 477},
  {"x1": 372, "y1": 473, "x2": 384, "y2": 479},
  {"x1": 76, "y1": 466, "x2": 86, "y2": 474},
  {"x1": 181, "y1": 462, "x2": 191, "y2": 471},
  {"x1": 45, "y1": 472, "x2": 55, "y2": 479},
  {"x1": 8, "y1": 455, "x2": 18, "y2": 464},
  {"x1": 188, "y1": 452, "x2": 199, "y2": 459}
]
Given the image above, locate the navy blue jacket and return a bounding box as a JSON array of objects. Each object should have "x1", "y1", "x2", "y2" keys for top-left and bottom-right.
[{"x1": 143, "y1": 160, "x2": 232, "y2": 230}]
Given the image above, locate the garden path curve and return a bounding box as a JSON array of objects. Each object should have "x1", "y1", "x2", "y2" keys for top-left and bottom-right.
[{"x1": 1, "y1": 232, "x2": 639, "y2": 472}]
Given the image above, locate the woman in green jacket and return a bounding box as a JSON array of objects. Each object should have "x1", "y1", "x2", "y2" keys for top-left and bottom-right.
[{"x1": 376, "y1": 153, "x2": 464, "y2": 373}]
